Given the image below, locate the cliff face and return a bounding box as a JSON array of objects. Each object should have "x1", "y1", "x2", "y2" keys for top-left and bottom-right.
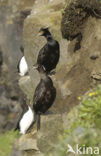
[
  {"x1": 12, "y1": 0, "x2": 101, "y2": 155},
  {"x1": 21, "y1": 0, "x2": 101, "y2": 114},
  {"x1": 0, "y1": 0, "x2": 101, "y2": 155}
]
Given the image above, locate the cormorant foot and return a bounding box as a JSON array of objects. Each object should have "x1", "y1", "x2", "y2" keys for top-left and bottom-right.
[
  {"x1": 43, "y1": 110, "x2": 53, "y2": 115},
  {"x1": 48, "y1": 71, "x2": 56, "y2": 76}
]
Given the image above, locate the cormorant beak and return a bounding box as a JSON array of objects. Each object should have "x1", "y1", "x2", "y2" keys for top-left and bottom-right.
[
  {"x1": 42, "y1": 65, "x2": 46, "y2": 71},
  {"x1": 33, "y1": 64, "x2": 38, "y2": 70},
  {"x1": 38, "y1": 31, "x2": 44, "y2": 36}
]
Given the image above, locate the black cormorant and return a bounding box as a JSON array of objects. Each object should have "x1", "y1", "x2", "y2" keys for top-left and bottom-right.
[
  {"x1": 17, "y1": 46, "x2": 28, "y2": 76},
  {"x1": 36, "y1": 27, "x2": 60, "y2": 74},
  {"x1": 33, "y1": 64, "x2": 56, "y2": 130}
]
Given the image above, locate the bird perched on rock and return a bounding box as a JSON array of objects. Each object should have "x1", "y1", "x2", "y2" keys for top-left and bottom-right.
[
  {"x1": 33, "y1": 64, "x2": 56, "y2": 130},
  {"x1": 15, "y1": 96, "x2": 34, "y2": 134},
  {"x1": 17, "y1": 46, "x2": 28, "y2": 76},
  {"x1": 35, "y1": 27, "x2": 60, "y2": 74}
]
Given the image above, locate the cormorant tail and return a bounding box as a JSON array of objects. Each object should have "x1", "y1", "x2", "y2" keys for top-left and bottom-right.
[
  {"x1": 36, "y1": 114, "x2": 40, "y2": 131},
  {"x1": 34, "y1": 111, "x2": 40, "y2": 131}
]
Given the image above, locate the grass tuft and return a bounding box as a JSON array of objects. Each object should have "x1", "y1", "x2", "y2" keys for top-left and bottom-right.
[{"x1": 0, "y1": 130, "x2": 18, "y2": 156}]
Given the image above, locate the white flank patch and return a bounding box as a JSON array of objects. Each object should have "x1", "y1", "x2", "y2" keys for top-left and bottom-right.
[
  {"x1": 19, "y1": 107, "x2": 34, "y2": 134},
  {"x1": 19, "y1": 56, "x2": 28, "y2": 76}
]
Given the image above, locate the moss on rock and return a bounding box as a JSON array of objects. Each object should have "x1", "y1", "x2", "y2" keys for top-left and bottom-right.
[{"x1": 61, "y1": 0, "x2": 101, "y2": 40}]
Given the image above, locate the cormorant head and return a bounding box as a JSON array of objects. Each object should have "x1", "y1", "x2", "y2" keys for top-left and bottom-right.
[
  {"x1": 33, "y1": 64, "x2": 46, "y2": 73},
  {"x1": 39, "y1": 27, "x2": 50, "y2": 37}
]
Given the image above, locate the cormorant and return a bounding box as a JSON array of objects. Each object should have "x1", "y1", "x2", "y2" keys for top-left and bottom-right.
[
  {"x1": 36, "y1": 27, "x2": 60, "y2": 74},
  {"x1": 15, "y1": 96, "x2": 34, "y2": 134},
  {"x1": 33, "y1": 64, "x2": 56, "y2": 130},
  {"x1": 17, "y1": 46, "x2": 28, "y2": 76}
]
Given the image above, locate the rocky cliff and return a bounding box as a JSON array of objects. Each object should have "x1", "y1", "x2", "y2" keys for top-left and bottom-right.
[
  {"x1": 21, "y1": 0, "x2": 101, "y2": 115},
  {"x1": 12, "y1": 0, "x2": 101, "y2": 155},
  {"x1": 0, "y1": 0, "x2": 101, "y2": 155}
]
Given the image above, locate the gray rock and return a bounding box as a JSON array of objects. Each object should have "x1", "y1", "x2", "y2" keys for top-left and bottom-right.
[
  {"x1": 37, "y1": 114, "x2": 63, "y2": 153},
  {"x1": 10, "y1": 144, "x2": 22, "y2": 156},
  {"x1": 19, "y1": 76, "x2": 34, "y2": 101},
  {"x1": 18, "y1": 137, "x2": 39, "y2": 151},
  {"x1": 89, "y1": 51, "x2": 100, "y2": 60},
  {"x1": 91, "y1": 59, "x2": 101, "y2": 80}
]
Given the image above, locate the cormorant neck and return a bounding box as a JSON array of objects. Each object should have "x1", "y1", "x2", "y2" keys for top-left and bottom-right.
[
  {"x1": 45, "y1": 32, "x2": 53, "y2": 42},
  {"x1": 40, "y1": 72, "x2": 48, "y2": 80},
  {"x1": 47, "y1": 35, "x2": 53, "y2": 42}
]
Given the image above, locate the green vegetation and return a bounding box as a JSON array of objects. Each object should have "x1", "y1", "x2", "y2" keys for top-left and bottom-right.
[
  {"x1": 0, "y1": 130, "x2": 18, "y2": 156},
  {"x1": 61, "y1": 9, "x2": 65, "y2": 15},
  {"x1": 44, "y1": 85, "x2": 101, "y2": 156},
  {"x1": 67, "y1": 85, "x2": 101, "y2": 133}
]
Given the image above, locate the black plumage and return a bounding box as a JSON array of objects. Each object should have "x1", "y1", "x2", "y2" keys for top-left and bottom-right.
[
  {"x1": 36, "y1": 27, "x2": 60, "y2": 73},
  {"x1": 17, "y1": 60, "x2": 20, "y2": 74},
  {"x1": 33, "y1": 64, "x2": 56, "y2": 130},
  {"x1": 17, "y1": 46, "x2": 24, "y2": 73}
]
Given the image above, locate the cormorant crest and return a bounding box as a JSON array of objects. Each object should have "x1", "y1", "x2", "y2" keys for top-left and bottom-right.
[{"x1": 39, "y1": 26, "x2": 50, "y2": 36}]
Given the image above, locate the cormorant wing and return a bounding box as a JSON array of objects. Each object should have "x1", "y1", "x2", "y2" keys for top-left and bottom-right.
[
  {"x1": 37, "y1": 44, "x2": 48, "y2": 64},
  {"x1": 33, "y1": 83, "x2": 53, "y2": 110}
]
